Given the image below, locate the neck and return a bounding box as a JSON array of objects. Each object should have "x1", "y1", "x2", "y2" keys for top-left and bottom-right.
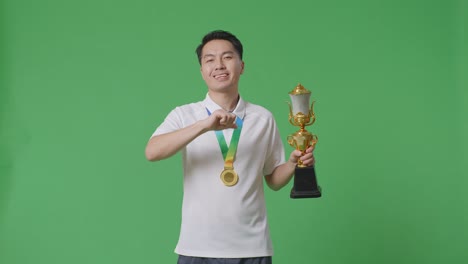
[{"x1": 208, "y1": 90, "x2": 239, "y2": 112}]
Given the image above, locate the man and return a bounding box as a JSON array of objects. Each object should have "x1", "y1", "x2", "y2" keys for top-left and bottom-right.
[{"x1": 145, "y1": 30, "x2": 315, "y2": 264}]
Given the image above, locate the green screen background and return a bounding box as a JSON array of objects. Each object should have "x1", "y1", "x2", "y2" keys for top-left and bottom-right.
[{"x1": 1, "y1": 0, "x2": 467, "y2": 263}]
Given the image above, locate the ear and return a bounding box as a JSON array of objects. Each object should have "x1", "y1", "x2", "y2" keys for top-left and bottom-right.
[{"x1": 240, "y1": 61, "x2": 245, "y2": 74}]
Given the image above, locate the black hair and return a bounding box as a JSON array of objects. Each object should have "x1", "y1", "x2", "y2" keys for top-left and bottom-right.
[{"x1": 195, "y1": 30, "x2": 243, "y2": 65}]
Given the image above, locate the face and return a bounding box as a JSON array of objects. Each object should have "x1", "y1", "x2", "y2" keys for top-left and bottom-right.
[{"x1": 200, "y1": 39, "x2": 244, "y2": 93}]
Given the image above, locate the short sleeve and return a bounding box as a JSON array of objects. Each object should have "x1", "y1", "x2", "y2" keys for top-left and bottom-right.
[{"x1": 151, "y1": 107, "x2": 183, "y2": 138}]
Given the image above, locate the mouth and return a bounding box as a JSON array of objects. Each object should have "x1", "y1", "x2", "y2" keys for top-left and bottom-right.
[{"x1": 213, "y1": 73, "x2": 229, "y2": 80}]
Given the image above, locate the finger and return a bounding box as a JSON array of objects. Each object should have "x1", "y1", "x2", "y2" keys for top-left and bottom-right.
[
  {"x1": 228, "y1": 115, "x2": 237, "y2": 125},
  {"x1": 228, "y1": 114, "x2": 237, "y2": 124},
  {"x1": 300, "y1": 153, "x2": 314, "y2": 163},
  {"x1": 292, "y1": 150, "x2": 303, "y2": 158},
  {"x1": 226, "y1": 121, "x2": 237, "y2": 129},
  {"x1": 302, "y1": 156, "x2": 315, "y2": 166},
  {"x1": 305, "y1": 146, "x2": 315, "y2": 153},
  {"x1": 219, "y1": 116, "x2": 228, "y2": 125},
  {"x1": 288, "y1": 153, "x2": 300, "y2": 163},
  {"x1": 300, "y1": 152, "x2": 314, "y2": 160}
]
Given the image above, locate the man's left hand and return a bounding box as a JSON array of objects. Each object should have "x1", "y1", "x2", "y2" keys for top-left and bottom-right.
[{"x1": 288, "y1": 146, "x2": 315, "y2": 166}]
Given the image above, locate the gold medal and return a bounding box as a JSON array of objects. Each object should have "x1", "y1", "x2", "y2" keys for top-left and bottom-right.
[{"x1": 220, "y1": 168, "x2": 238, "y2": 187}]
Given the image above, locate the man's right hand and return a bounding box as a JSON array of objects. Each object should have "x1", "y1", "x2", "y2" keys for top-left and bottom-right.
[
  {"x1": 202, "y1": 109, "x2": 238, "y2": 131},
  {"x1": 146, "y1": 109, "x2": 238, "y2": 162}
]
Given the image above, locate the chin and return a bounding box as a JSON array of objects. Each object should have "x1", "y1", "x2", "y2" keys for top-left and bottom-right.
[{"x1": 209, "y1": 83, "x2": 234, "y2": 92}]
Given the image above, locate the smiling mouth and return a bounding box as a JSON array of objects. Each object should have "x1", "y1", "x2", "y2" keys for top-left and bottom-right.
[{"x1": 213, "y1": 73, "x2": 229, "y2": 80}]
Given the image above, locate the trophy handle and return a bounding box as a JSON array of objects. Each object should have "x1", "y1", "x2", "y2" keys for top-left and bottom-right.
[
  {"x1": 287, "y1": 135, "x2": 296, "y2": 148},
  {"x1": 305, "y1": 101, "x2": 316, "y2": 126},
  {"x1": 311, "y1": 134, "x2": 318, "y2": 147}
]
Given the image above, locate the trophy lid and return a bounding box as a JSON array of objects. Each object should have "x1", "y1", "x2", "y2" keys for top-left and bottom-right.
[{"x1": 289, "y1": 84, "x2": 311, "y2": 95}]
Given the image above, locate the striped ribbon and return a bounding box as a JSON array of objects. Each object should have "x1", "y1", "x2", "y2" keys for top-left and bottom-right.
[{"x1": 206, "y1": 108, "x2": 243, "y2": 169}]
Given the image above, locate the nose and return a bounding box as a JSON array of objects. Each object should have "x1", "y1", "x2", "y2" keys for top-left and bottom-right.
[{"x1": 215, "y1": 58, "x2": 226, "y2": 70}]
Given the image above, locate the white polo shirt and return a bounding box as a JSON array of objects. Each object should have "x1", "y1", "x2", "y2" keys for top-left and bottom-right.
[{"x1": 152, "y1": 94, "x2": 285, "y2": 258}]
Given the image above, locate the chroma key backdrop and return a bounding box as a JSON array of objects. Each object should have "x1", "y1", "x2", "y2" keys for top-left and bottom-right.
[{"x1": 1, "y1": 0, "x2": 467, "y2": 263}]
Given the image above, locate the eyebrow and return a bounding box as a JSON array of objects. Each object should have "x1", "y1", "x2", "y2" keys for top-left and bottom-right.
[{"x1": 203, "y1": 51, "x2": 235, "y2": 59}]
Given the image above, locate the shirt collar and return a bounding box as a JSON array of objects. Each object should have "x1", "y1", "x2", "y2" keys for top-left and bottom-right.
[{"x1": 203, "y1": 93, "x2": 246, "y2": 119}]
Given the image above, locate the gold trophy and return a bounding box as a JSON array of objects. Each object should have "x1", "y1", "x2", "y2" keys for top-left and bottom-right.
[{"x1": 287, "y1": 84, "x2": 322, "y2": 198}]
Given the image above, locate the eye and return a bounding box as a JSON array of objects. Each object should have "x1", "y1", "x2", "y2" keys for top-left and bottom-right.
[
  {"x1": 224, "y1": 56, "x2": 232, "y2": 60},
  {"x1": 205, "y1": 59, "x2": 214, "y2": 63}
]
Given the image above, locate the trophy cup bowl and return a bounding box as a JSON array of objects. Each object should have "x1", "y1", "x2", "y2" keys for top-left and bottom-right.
[{"x1": 287, "y1": 84, "x2": 322, "y2": 198}]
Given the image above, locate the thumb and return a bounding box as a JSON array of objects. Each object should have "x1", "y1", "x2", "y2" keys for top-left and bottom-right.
[{"x1": 289, "y1": 150, "x2": 303, "y2": 163}]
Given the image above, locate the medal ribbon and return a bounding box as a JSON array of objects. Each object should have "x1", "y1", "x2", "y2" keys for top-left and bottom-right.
[{"x1": 206, "y1": 108, "x2": 244, "y2": 169}]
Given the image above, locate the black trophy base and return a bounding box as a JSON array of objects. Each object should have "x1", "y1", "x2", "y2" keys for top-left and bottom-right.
[{"x1": 290, "y1": 165, "x2": 322, "y2": 199}]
